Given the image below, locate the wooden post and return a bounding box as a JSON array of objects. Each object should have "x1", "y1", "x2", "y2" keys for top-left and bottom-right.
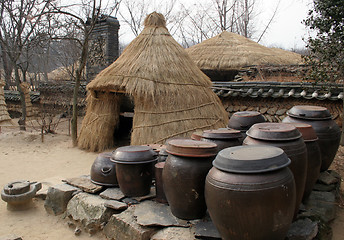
[{"x1": 41, "y1": 125, "x2": 44, "y2": 143}]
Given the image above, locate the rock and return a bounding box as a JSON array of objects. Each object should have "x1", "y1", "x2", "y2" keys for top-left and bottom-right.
[
  {"x1": 286, "y1": 218, "x2": 318, "y2": 240},
  {"x1": 260, "y1": 107, "x2": 268, "y2": 114},
  {"x1": 44, "y1": 183, "x2": 80, "y2": 215},
  {"x1": 104, "y1": 200, "x2": 128, "y2": 211},
  {"x1": 0, "y1": 235, "x2": 22, "y2": 240},
  {"x1": 74, "y1": 228, "x2": 82, "y2": 236},
  {"x1": 132, "y1": 187, "x2": 156, "y2": 202},
  {"x1": 35, "y1": 176, "x2": 64, "y2": 200},
  {"x1": 276, "y1": 109, "x2": 287, "y2": 116},
  {"x1": 122, "y1": 198, "x2": 139, "y2": 205},
  {"x1": 66, "y1": 192, "x2": 116, "y2": 233},
  {"x1": 134, "y1": 201, "x2": 188, "y2": 227},
  {"x1": 63, "y1": 175, "x2": 103, "y2": 194},
  {"x1": 151, "y1": 227, "x2": 195, "y2": 240},
  {"x1": 103, "y1": 206, "x2": 157, "y2": 240},
  {"x1": 194, "y1": 219, "x2": 221, "y2": 239},
  {"x1": 303, "y1": 191, "x2": 336, "y2": 222},
  {"x1": 99, "y1": 188, "x2": 125, "y2": 201},
  {"x1": 267, "y1": 107, "x2": 277, "y2": 115},
  {"x1": 318, "y1": 171, "x2": 339, "y2": 185},
  {"x1": 312, "y1": 184, "x2": 336, "y2": 192}
]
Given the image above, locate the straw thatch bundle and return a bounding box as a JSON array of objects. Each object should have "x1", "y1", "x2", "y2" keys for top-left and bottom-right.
[
  {"x1": 78, "y1": 91, "x2": 121, "y2": 152},
  {"x1": 20, "y1": 82, "x2": 37, "y2": 119},
  {"x1": 81, "y1": 12, "x2": 228, "y2": 148},
  {"x1": 0, "y1": 80, "x2": 12, "y2": 126},
  {"x1": 186, "y1": 31, "x2": 303, "y2": 71}
]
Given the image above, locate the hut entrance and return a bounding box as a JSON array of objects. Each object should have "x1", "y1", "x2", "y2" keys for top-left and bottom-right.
[{"x1": 114, "y1": 95, "x2": 134, "y2": 146}]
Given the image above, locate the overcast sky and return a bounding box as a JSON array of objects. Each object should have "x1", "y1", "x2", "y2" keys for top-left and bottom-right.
[{"x1": 256, "y1": 0, "x2": 313, "y2": 50}]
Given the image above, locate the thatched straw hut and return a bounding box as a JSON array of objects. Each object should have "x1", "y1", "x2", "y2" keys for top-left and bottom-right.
[
  {"x1": 0, "y1": 80, "x2": 12, "y2": 126},
  {"x1": 78, "y1": 12, "x2": 228, "y2": 152},
  {"x1": 186, "y1": 31, "x2": 303, "y2": 81}
]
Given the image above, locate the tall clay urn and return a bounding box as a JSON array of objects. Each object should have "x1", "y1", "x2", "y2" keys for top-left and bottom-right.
[
  {"x1": 228, "y1": 111, "x2": 266, "y2": 142},
  {"x1": 282, "y1": 105, "x2": 340, "y2": 171},
  {"x1": 243, "y1": 122, "x2": 307, "y2": 217},
  {"x1": 287, "y1": 122, "x2": 321, "y2": 201},
  {"x1": 162, "y1": 139, "x2": 217, "y2": 220},
  {"x1": 201, "y1": 129, "x2": 241, "y2": 152},
  {"x1": 205, "y1": 145, "x2": 296, "y2": 240},
  {"x1": 111, "y1": 146, "x2": 158, "y2": 197}
]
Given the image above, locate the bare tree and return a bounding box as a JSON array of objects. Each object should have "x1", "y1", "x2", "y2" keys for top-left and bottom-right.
[
  {"x1": 0, "y1": 0, "x2": 54, "y2": 128},
  {"x1": 50, "y1": 0, "x2": 121, "y2": 146}
]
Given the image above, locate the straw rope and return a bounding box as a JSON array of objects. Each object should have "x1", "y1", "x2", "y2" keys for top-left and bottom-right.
[
  {"x1": 134, "y1": 102, "x2": 215, "y2": 114},
  {"x1": 152, "y1": 119, "x2": 222, "y2": 144}
]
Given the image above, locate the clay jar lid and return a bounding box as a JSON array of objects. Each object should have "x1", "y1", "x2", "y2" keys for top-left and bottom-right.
[
  {"x1": 228, "y1": 111, "x2": 265, "y2": 131},
  {"x1": 111, "y1": 146, "x2": 158, "y2": 164},
  {"x1": 213, "y1": 145, "x2": 291, "y2": 173},
  {"x1": 166, "y1": 139, "x2": 217, "y2": 157},
  {"x1": 246, "y1": 123, "x2": 302, "y2": 141},
  {"x1": 191, "y1": 131, "x2": 204, "y2": 141},
  {"x1": 202, "y1": 129, "x2": 241, "y2": 140},
  {"x1": 287, "y1": 105, "x2": 332, "y2": 120},
  {"x1": 286, "y1": 123, "x2": 318, "y2": 142}
]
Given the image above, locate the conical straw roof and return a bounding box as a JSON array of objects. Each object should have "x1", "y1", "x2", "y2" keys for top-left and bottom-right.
[
  {"x1": 186, "y1": 31, "x2": 303, "y2": 71},
  {"x1": 85, "y1": 12, "x2": 228, "y2": 146}
]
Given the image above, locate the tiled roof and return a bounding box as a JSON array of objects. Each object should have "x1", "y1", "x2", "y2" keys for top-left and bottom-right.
[
  {"x1": 212, "y1": 81, "x2": 343, "y2": 101},
  {"x1": 4, "y1": 90, "x2": 40, "y2": 102}
]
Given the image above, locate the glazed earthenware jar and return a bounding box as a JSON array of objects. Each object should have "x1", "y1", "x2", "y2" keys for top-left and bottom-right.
[
  {"x1": 201, "y1": 129, "x2": 241, "y2": 152},
  {"x1": 228, "y1": 111, "x2": 266, "y2": 142},
  {"x1": 282, "y1": 105, "x2": 340, "y2": 171},
  {"x1": 90, "y1": 152, "x2": 118, "y2": 187},
  {"x1": 111, "y1": 146, "x2": 158, "y2": 197},
  {"x1": 205, "y1": 145, "x2": 295, "y2": 240},
  {"x1": 243, "y1": 122, "x2": 307, "y2": 217},
  {"x1": 162, "y1": 139, "x2": 217, "y2": 220}
]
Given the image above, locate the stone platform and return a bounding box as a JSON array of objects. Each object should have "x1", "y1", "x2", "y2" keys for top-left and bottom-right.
[{"x1": 38, "y1": 170, "x2": 342, "y2": 240}]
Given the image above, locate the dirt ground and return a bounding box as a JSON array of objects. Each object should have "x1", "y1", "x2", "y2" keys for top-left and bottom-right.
[{"x1": 0, "y1": 119, "x2": 343, "y2": 239}]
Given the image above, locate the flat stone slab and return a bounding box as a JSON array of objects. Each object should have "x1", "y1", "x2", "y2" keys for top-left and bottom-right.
[
  {"x1": 286, "y1": 218, "x2": 318, "y2": 240},
  {"x1": 318, "y1": 171, "x2": 340, "y2": 185},
  {"x1": 151, "y1": 227, "x2": 195, "y2": 240},
  {"x1": 104, "y1": 200, "x2": 128, "y2": 211},
  {"x1": 134, "y1": 200, "x2": 188, "y2": 227},
  {"x1": 103, "y1": 206, "x2": 157, "y2": 240},
  {"x1": 195, "y1": 219, "x2": 221, "y2": 239},
  {"x1": 132, "y1": 187, "x2": 156, "y2": 202},
  {"x1": 36, "y1": 176, "x2": 64, "y2": 200},
  {"x1": 63, "y1": 176, "x2": 103, "y2": 194},
  {"x1": 312, "y1": 183, "x2": 336, "y2": 192},
  {"x1": 0, "y1": 235, "x2": 22, "y2": 240},
  {"x1": 303, "y1": 191, "x2": 336, "y2": 222},
  {"x1": 99, "y1": 188, "x2": 125, "y2": 201}
]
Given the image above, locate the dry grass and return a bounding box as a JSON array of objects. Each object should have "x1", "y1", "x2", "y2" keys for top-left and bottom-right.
[
  {"x1": 77, "y1": 91, "x2": 121, "y2": 152},
  {"x1": 0, "y1": 80, "x2": 12, "y2": 125},
  {"x1": 185, "y1": 31, "x2": 303, "y2": 71},
  {"x1": 82, "y1": 12, "x2": 228, "y2": 148}
]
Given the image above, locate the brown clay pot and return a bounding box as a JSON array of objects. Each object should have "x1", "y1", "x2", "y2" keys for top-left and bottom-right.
[
  {"x1": 154, "y1": 162, "x2": 167, "y2": 203},
  {"x1": 286, "y1": 122, "x2": 321, "y2": 201},
  {"x1": 111, "y1": 146, "x2": 158, "y2": 197},
  {"x1": 205, "y1": 145, "x2": 295, "y2": 240},
  {"x1": 90, "y1": 152, "x2": 118, "y2": 187},
  {"x1": 228, "y1": 111, "x2": 266, "y2": 142},
  {"x1": 162, "y1": 139, "x2": 217, "y2": 220},
  {"x1": 243, "y1": 122, "x2": 307, "y2": 217},
  {"x1": 201, "y1": 129, "x2": 241, "y2": 152},
  {"x1": 282, "y1": 105, "x2": 340, "y2": 171}
]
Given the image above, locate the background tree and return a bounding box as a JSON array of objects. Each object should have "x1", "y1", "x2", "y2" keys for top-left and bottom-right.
[{"x1": 303, "y1": 0, "x2": 344, "y2": 143}]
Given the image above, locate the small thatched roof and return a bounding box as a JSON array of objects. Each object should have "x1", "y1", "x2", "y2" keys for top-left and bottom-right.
[
  {"x1": 81, "y1": 12, "x2": 228, "y2": 149},
  {"x1": 185, "y1": 31, "x2": 303, "y2": 71},
  {"x1": 0, "y1": 80, "x2": 12, "y2": 125}
]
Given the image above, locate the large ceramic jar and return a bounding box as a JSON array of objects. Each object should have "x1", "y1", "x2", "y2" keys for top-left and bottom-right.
[
  {"x1": 287, "y1": 122, "x2": 321, "y2": 201},
  {"x1": 201, "y1": 129, "x2": 241, "y2": 152},
  {"x1": 243, "y1": 122, "x2": 307, "y2": 217},
  {"x1": 228, "y1": 111, "x2": 266, "y2": 143},
  {"x1": 205, "y1": 145, "x2": 296, "y2": 240},
  {"x1": 162, "y1": 139, "x2": 217, "y2": 220},
  {"x1": 90, "y1": 152, "x2": 118, "y2": 187},
  {"x1": 282, "y1": 105, "x2": 341, "y2": 171},
  {"x1": 111, "y1": 146, "x2": 158, "y2": 197}
]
